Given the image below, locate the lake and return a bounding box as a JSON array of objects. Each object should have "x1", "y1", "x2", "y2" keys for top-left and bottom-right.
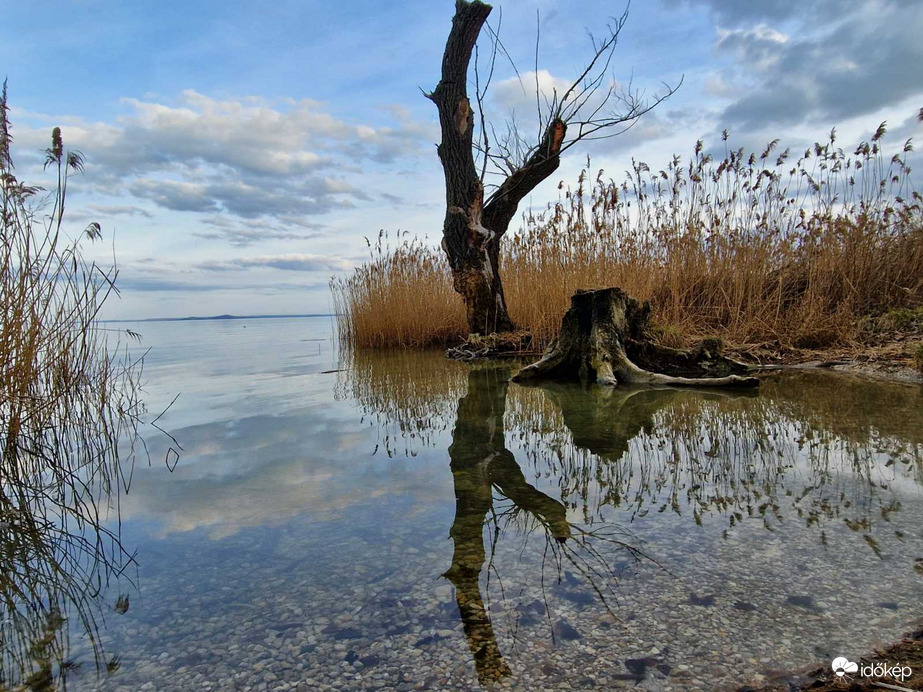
[{"x1": 9, "y1": 316, "x2": 923, "y2": 690}]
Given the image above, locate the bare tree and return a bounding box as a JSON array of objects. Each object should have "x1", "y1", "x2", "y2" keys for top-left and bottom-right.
[{"x1": 428, "y1": 0, "x2": 679, "y2": 336}]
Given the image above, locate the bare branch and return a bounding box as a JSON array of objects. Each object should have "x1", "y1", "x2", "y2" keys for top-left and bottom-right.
[
  {"x1": 477, "y1": 4, "x2": 680, "y2": 223},
  {"x1": 428, "y1": 1, "x2": 678, "y2": 335},
  {"x1": 474, "y1": 10, "x2": 502, "y2": 183}
]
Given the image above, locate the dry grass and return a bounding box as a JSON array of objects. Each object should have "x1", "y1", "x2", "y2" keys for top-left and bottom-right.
[
  {"x1": 332, "y1": 118, "x2": 923, "y2": 351},
  {"x1": 331, "y1": 233, "x2": 466, "y2": 348},
  {"x1": 1, "y1": 84, "x2": 169, "y2": 689}
]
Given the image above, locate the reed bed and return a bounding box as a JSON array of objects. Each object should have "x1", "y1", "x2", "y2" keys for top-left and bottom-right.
[
  {"x1": 332, "y1": 118, "x2": 923, "y2": 350},
  {"x1": 331, "y1": 233, "x2": 467, "y2": 348},
  {"x1": 1, "y1": 84, "x2": 163, "y2": 688}
]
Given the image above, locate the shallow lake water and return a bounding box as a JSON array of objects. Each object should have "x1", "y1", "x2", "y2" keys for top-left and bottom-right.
[{"x1": 6, "y1": 316, "x2": 923, "y2": 691}]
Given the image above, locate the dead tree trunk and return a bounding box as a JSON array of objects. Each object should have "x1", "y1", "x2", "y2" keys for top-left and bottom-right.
[
  {"x1": 512, "y1": 288, "x2": 759, "y2": 388},
  {"x1": 429, "y1": 1, "x2": 566, "y2": 335}
]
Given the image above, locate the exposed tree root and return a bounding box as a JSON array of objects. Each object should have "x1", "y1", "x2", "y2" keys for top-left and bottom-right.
[
  {"x1": 512, "y1": 288, "x2": 760, "y2": 388},
  {"x1": 445, "y1": 330, "x2": 538, "y2": 361}
]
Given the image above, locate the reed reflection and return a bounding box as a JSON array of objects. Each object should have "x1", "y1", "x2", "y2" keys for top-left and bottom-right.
[
  {"x1": 444, "y1": 366, "x2": 647, "y2": 685},
  {"x1": 514, "y1": 375, "x2": 922, "y2": 544},
  {"x1": 338, "y1": 350, "x2": 923, "y2": 682},
  {"x1": 340, "y1": 350, "x2": 922, "y2": 538},
  {"x1": 0, "y1": 480, "x2": 134, "y2": 690}
]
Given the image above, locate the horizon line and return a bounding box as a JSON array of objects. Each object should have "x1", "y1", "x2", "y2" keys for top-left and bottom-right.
[{"x1": 101, "y1": 313, "x2": 337, "y2": 324}]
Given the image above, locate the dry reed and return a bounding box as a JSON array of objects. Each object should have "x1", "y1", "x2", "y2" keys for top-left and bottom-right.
[
  {"x1": 1, "y1": 83, "x2": 170, "y2": 689},
  {"x1": 332, "y1": 118, "x2": 923, "y2": 350}
]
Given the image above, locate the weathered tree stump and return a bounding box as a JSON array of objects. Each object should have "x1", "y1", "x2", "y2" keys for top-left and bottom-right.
[{"x1": 512, "y1": 288, "x2": 759, "y2": 388}]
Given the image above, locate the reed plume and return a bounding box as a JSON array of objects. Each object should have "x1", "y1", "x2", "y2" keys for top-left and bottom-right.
[{"x1": 333, "y1": 117, "x2": 922, "y2": 351}]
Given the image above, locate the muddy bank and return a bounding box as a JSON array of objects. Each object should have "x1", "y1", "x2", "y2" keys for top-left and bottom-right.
[{"x1": 729, "y1": 338, "x2": 923, "y2": 386}]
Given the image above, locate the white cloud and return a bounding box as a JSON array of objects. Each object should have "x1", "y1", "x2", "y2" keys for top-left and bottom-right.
[
  {"x1": 664, "y1": 0, "x2": 841, "y2": 27},
  {"x1": 491, "y1": 70, "x2": 575, "y2": 116},
  {"x1": 702, "y1": 73, "x2": 741, "y2": 99},
  {"x1": 11, "y1": 90, "x2": 433, "y2": 237},
  {"x1": 194, "y1": 216, "x2": 319, "y2": 248},
  {"x1": 84, "y1": 204, "x2": 154, "y2": 218},
  {"x1": 111, "y1": 90, "x2": 410, "y2": 175},
  {"x1": 712, "y1": 1, "x2": 923, "y2": 131},
  {"x1": 715, "y1": 25, "x2": 789, "y2": 73},
  {"x1": 130, "y1": 178, "x2": 216, "y2": 212},
  {"x1": 196, "y1": 253, "x2": 353, "y2": 273}
]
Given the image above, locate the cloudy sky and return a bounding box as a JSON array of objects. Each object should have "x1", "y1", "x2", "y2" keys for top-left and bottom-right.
[{"x1": 3, "y1": 0, "x2": 921, "y2": 319}]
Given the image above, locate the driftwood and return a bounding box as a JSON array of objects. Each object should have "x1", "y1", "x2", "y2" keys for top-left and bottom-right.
[
  {"x1": 513, "y1": 288, "x2": 759, "y2": 388},
  {"x1": 445, "y1": 330, "x2": 537, "y2": 361}
]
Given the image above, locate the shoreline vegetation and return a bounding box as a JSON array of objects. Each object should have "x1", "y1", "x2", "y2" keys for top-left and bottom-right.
[
  {"x1": 331, "y1": 117, "x2": 923, "y2": 381},
  {"x1": 1, "y1": 86, "x2": 167, "y2": 687}
]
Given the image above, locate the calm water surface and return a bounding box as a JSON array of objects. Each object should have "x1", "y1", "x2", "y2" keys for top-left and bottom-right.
[{"x1": 14, "y1": 317, "x2": 923, "y2": 690}]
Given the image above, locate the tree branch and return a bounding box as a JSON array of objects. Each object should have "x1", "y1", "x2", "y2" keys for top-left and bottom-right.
[
  {"x1": 478, "y1": 4, "x2": 680, "y2": 233},
  {"x1": 483, "y1": 117, "x2": 566, "y2": 232}
]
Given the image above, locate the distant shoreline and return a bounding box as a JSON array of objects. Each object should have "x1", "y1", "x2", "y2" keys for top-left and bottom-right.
[{"x1": 101, "y1": 314, "x2": 335, "y2": 324}]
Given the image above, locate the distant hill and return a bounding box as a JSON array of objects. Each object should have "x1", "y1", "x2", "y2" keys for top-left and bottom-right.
[{"x1": 102, "y1": 314, "x2": 334, "y2": 323}]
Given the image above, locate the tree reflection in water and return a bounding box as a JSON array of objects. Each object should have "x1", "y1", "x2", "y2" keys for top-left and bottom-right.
[
  {"x1": 336, "y1": 350, "x2": 923, "y2": 683},
  {"x1": 444, "y1": 366, "x2": 651, "y2": 685},
  {"x1": 512, "y1": 374, "x2": 922, "y2": 538}
]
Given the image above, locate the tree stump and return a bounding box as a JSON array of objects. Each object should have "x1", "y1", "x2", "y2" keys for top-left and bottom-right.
[{"x1": 512, "y1": 288, "x2": 759, "y2": 388}]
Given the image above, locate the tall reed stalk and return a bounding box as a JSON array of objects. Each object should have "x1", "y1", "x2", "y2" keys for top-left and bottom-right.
[
  {"x1": 0, "y1": 82, "x2": 167, "y2": 689},
  {"x1": 332, "y1": 118, "x2": 923, "y2": 350}
]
